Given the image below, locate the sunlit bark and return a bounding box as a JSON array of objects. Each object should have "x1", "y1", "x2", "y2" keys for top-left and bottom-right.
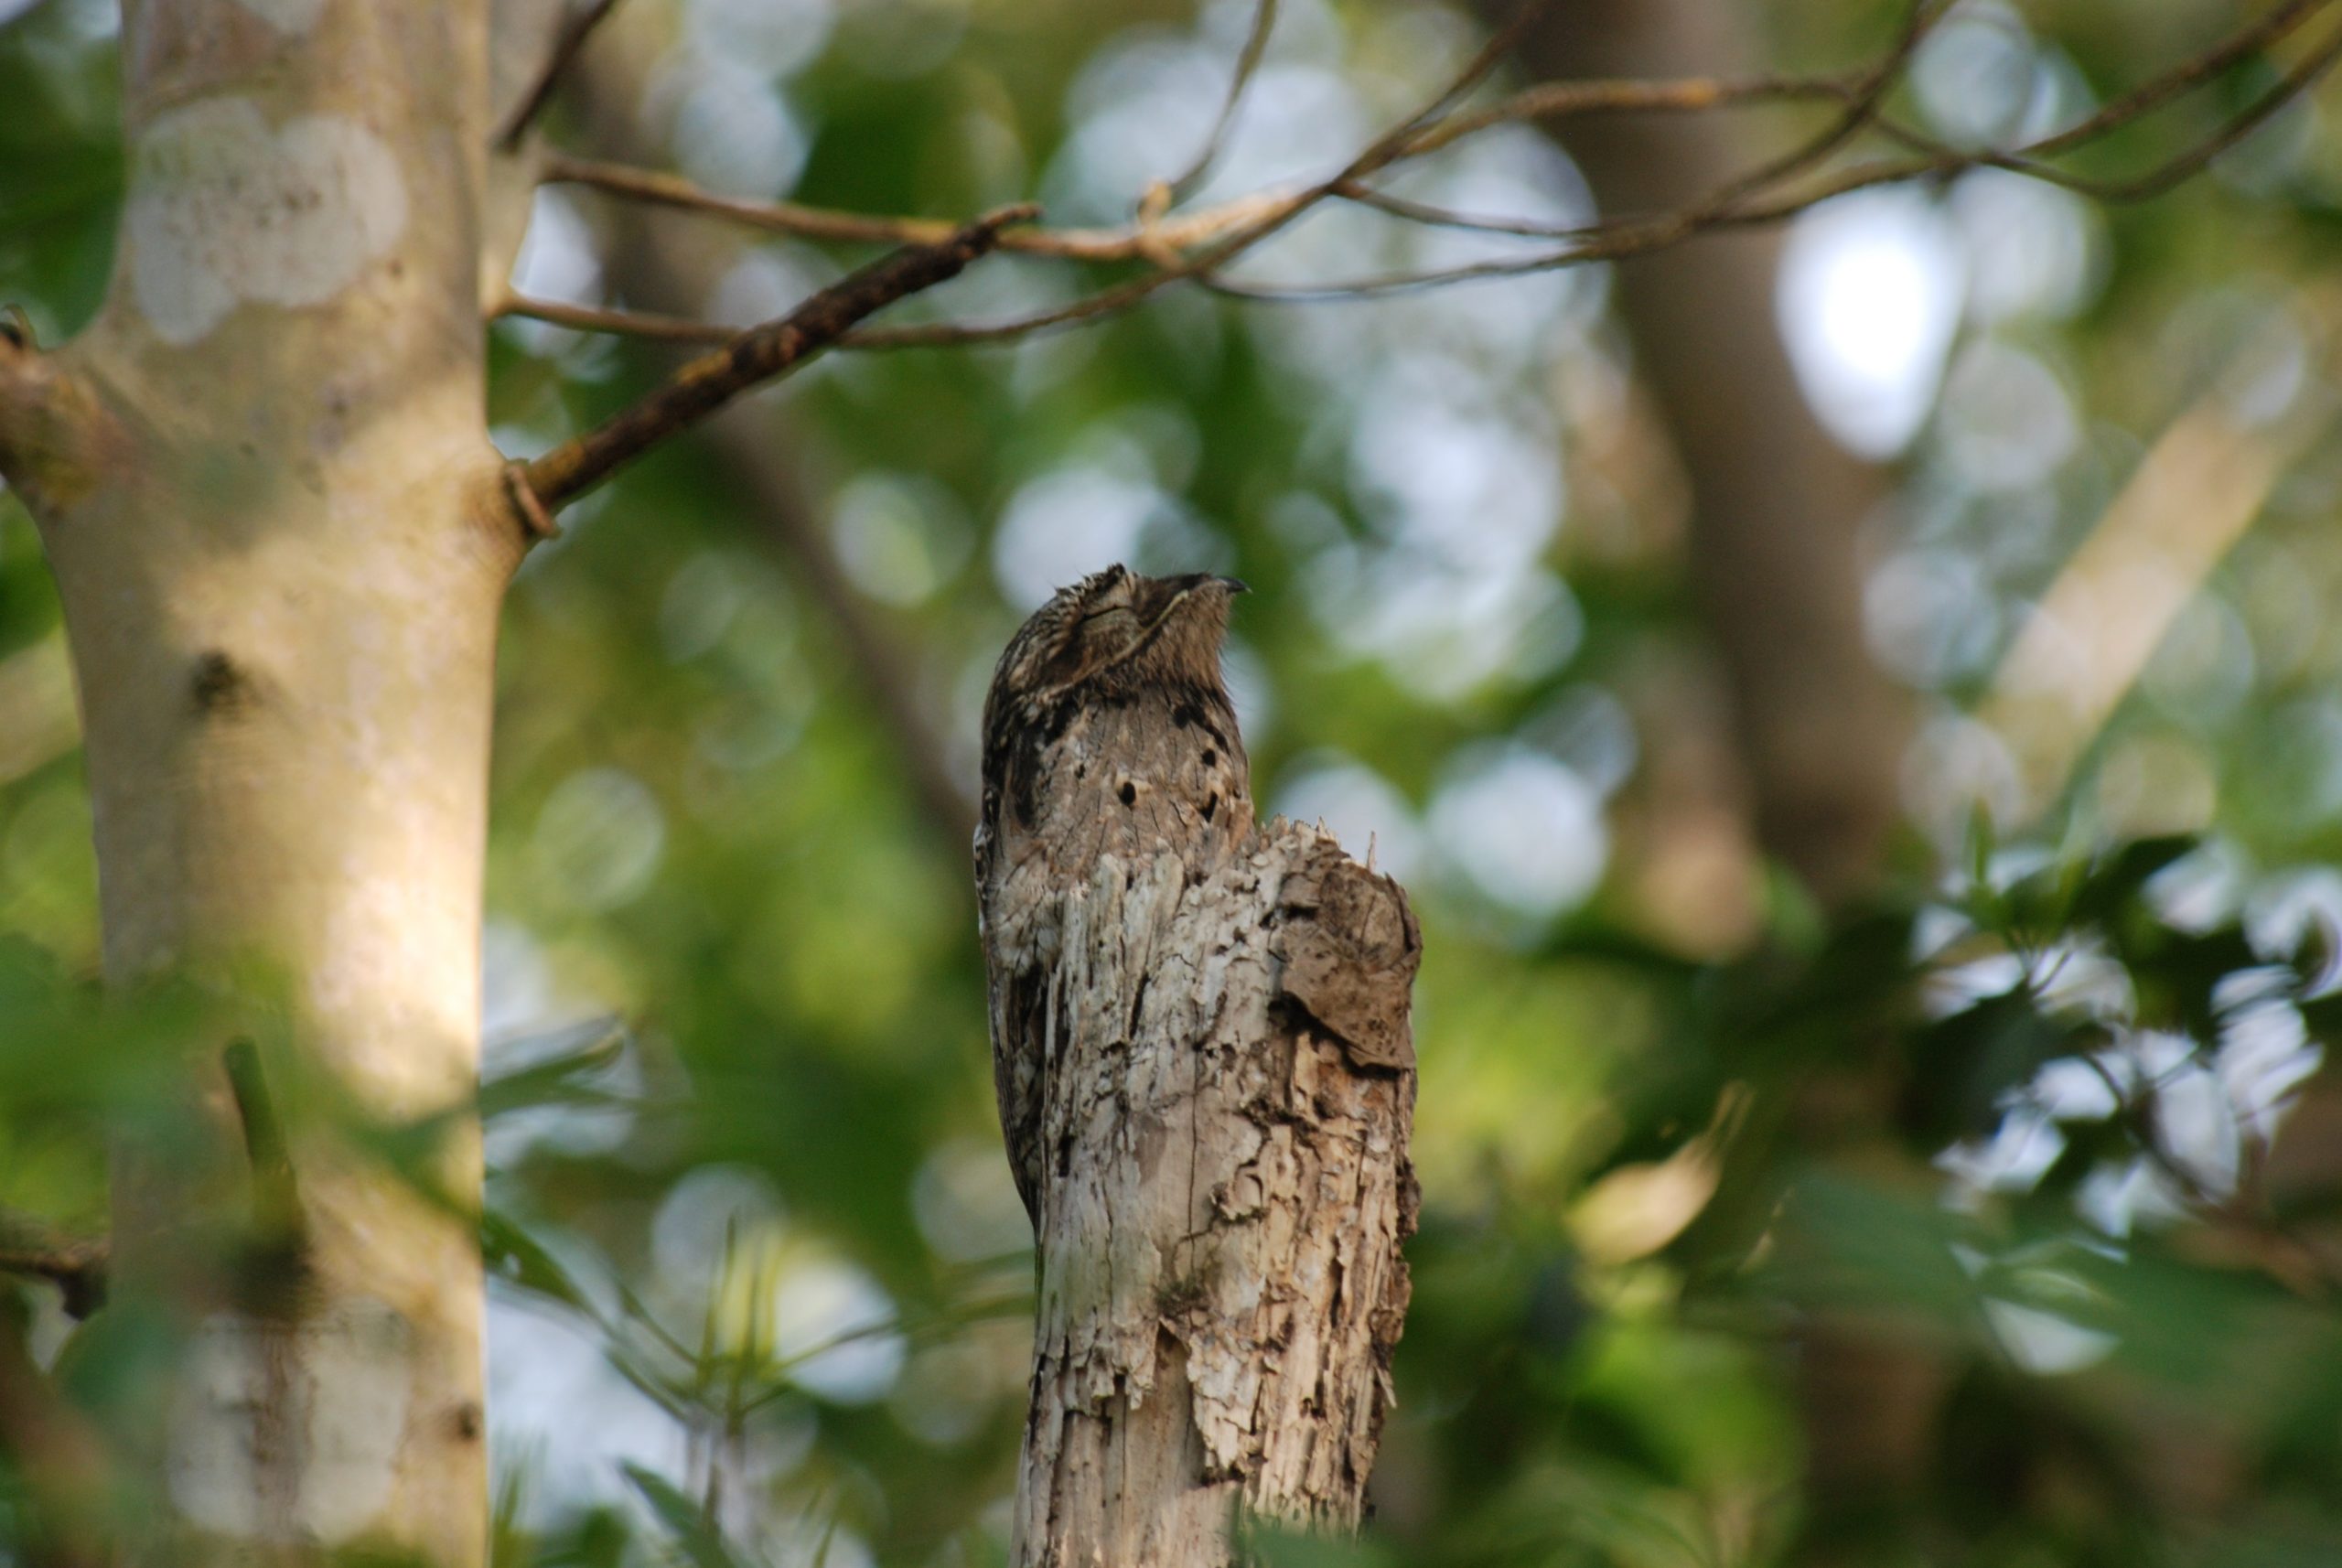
[
  {"x1": 0, "y1": 1, "x2": 510, "y2": 1559},
  {"x1": 1009, "y1": 824, "x2": 1420, "y2": 1566}
]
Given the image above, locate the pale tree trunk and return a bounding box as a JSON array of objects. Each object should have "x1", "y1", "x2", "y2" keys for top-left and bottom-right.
[
  {"x1": 1013, "y1": 822, "x2": 1420, "y2": 1567},
  {"x1": 0, "y1": 0, "x2": 514, "y2": 1560},
  {"x1": 0, "y1": 0, "x2": 1015, "y2": 1552}
]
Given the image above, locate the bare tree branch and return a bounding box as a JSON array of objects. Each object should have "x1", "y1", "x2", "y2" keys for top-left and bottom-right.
[
  {"x1": 1860, "y1": 0, "x2": 2342, "y2": 202},
  {"x1": 1395, "y1": 72, "x2": 1846, "y2": 156},
  {"x1": 539, "y1": 71, "x2": 1837, "y2": 262},
  {"x1": 543, "y1": 154, "x2": 1312, "y2": 262},
  {"x1": 495, "y1": 0, "x2": 627, "y2": 150},
  {"x1": 518, "y1": 204, "x2": 1035, "y2": 514},
  {"x1": 725, "y1": 0, "x2": 1572, "y2": 355},
  {"x1": 496, "y1": 292, "x2": 737, "y2": 343},
  {"x1": 2028, "y1": 0, "x2": 2334, "y2": 159},
  {"x1": 515, "y1": 0, "x2": 2340, "y2": 353},
  {"x1": 1705, "y1": 0, "x2": 1956, "y2": 214},
  {"x1": 535, "y1": 71, "x2": 1847, "y2": 260},
  {"x1": 2038, "y1": 13, "x2": 2342, "y2": 200},
  {"x1": 1197, "y1": 1, "x2": 2342, "y2": 301},
  {"x1": 1332, "y1": 178, "x2": 1593, "y2": 239},
  {"x1": 1164, "y1": 0, "x2": 1280, "y2": 201},
  {"x1": 543, "y1": 46, "x2": 981, "y2": 855}
]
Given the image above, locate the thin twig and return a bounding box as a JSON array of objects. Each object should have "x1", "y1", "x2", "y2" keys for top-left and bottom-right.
[
  {"x1": 1166, "y1": 0, "x2": 1280, "y2": 201},
  {"x1": 2025, "y1": 0, "x2": 2335, "y2": 159},
  {"x1": 546, "y1": 154, "x2": 1307, "y2": 262},
  {"x1": 496, "y1": 0, "x2": 628, "y2": 151},
  {"x1": 1385, "y1": 0, "x2": 1560, "y2": 146},
  {"x1": 1224, "y1": 2, "x2": 1951, "y2": 281},
  {"x1": 497, "y1": 293, "x2": 738, "y2": 344},
  {"x1": 838, "y1": 261, "x2": 1232, "y2": 350},
  {"x1": 543, "y1": 0, "x2": 1552, "y2": 277},
  {"x1": 1396, "y1": 73, "x2": 1849, "y2": 156},
  {"x1": 2078, "y1": 14, "x2": 2342, "y2": 200},
  {"x1": 521, "y1": 0, "x2": 2341, "y2": 345},
  {"x1": 1336, "y1": 178, "x2": 1598, "y2": 241},
  {"x1": 1864, "y1": 0, "x2": 2342, "y2": 201},
  {"x1": 521, "y1": 204, "x2": 1036, "y2": 512},
  {"x1": 1194, "y1": 0, "x2": 2342, "y2": 302},
  {"x1": 933, "y1": 0, "x2": 1567, "y2": 337},
  {"x1": 1703, "y1": 0, "x2": 1956, "y2": 215},
  {"x1": 548, "y1": 77, "x2": 1842, "y2": 257}
]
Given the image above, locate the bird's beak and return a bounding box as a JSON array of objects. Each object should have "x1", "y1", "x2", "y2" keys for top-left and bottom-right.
[
  {"x1": 1166, "y1": 572, "x2": 1248, "y2": 597},
  {"x1": 1148, "y1": 574, "x2": 1246, "y2": 636}
]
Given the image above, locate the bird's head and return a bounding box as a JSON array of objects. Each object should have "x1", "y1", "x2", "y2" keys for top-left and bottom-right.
[{"x1": 997, "y1": 564, "x2": 1248, "y2": 702}]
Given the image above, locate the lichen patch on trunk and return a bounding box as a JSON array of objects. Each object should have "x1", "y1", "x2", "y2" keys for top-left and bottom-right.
[
  {"x1": 125, "y1": 98, "x2": 409, "y2": 346},
  {"x1": 166, "y1": 1298, "x2": 415, "y2": 1544}
]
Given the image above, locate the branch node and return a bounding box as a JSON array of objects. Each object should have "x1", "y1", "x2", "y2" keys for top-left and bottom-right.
[
  {"x1": 1133, "y1": 183, "x2": 1183, "y2": 271},
  {"x1": 976, "y1": 200, "x2": 1045, "y2": 238},
  {"x1": 0, "y1": 318, "x2": 113, "y2": 517},
  {"x1": 504, "y1": 460, "x2": 562, "y2": 541},
  {"x1": 522, "y1": 204, "x2": 1036, "y2": 513},
  {"x1": 496, "y1": 0, "x2": 628, "y2": 152}
]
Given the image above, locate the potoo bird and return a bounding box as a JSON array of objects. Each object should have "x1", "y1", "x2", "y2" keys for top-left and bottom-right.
[{"x1": 976, "y1": 564, "x2": 1253, "y2": 1224}]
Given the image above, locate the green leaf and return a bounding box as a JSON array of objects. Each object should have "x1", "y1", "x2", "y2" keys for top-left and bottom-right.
[
  {"x1": 481, "y1": 1210, "x2": 595, "y2": 1316},
  {"x1": 478, "y1": 1017, "x2": 630, "y2": 1122},
  {"x1": 2066, "y1": 835, "x2": 2200, "y2": 928},
  {"x1": 619, "y1": 1466, "x2": 745, "y2": 1568}
]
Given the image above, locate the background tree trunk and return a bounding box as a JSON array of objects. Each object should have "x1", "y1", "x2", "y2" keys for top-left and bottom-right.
[
  {"x1": 1509, "y1": 1, "x2": 1939, "y2": 1556},
  {"x1": 1517, "y1": 0, "x2": 1907, "y2": 905},
  {"x1": 0, "y1": 1, "x2": 510, "y2": 1560},
  {"x1": 1012, "y1": 822, "x2": 1419, "y2": 1566}
]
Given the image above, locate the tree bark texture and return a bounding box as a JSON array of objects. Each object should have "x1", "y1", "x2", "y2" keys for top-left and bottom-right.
[
  {"x1": 0, "y1": 1, "x2": 516, "y2": 1561},
  {"x1": 1009, "y1": 821, "x2": 1420, "y2": 1567}
]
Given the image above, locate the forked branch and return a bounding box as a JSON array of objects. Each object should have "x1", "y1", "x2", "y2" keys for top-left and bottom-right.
[
  {"x1": 496, "y1": 0, "x2": 628, "y2": 150},
  {"x1": 516, "y1": 204, "x2": 1035, "y2": 518},
  {"x1": 504, "y1": 0, "x2": 2342, "y2": 348}
]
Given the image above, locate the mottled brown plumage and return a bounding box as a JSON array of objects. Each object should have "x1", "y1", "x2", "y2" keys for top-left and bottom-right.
[{"x1": 976, "y1": 564, "x2": 1253, "y2": 1223}]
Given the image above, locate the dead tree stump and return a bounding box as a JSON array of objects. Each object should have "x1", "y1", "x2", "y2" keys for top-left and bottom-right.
[{"x1": 1012, "y1": 819, "x2": 1421, "y2": 1567}]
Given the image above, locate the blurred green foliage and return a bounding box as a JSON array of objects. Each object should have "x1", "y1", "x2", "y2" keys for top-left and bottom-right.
[{"x1": 9, "y1": 0, "x2": 2342, "y2": 1564}]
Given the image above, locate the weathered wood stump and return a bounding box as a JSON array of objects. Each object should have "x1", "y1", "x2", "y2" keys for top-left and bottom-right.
[{"x1": 1014, "y1": 819, "x2": 1421, "y2": 1567}]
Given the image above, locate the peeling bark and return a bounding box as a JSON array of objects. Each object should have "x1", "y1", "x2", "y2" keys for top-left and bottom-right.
[{"x1": 1015, "y1": 821, "x2": 1419, "y2": 1568}]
